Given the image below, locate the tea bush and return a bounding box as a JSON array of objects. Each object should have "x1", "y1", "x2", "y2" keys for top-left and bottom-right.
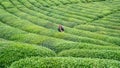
[
  {"x1": 58, "y1": 49, "x2": 120, "y2": 61},
  {"x1": 10, "y1": 57, "x2": 120, "y2": 68},
  {"x1": 0, "y1": 41, "x2": 56, "y2": 68}
]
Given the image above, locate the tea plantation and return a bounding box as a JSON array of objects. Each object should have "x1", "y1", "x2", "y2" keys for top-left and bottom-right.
[{"x1": 0, "y1": 0, "x2": 120, "y2": 68}]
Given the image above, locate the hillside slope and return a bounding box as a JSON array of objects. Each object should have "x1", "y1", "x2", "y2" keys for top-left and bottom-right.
[{"x1": 0, "y1": 0, "x2": 120, "y2": 68}]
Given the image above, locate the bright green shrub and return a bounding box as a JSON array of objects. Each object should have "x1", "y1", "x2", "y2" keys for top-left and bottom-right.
[
  {"x1": 9, "y1": 57, "x2": 120, "y2": 68},
  {"x1": 58, "y1": 49, "x2": 120, "y2": 61},
  {"x1": 1, "y1": 1, "x2": 14, "y2": 8},
  {"x1": 54, "y1": 42, "x2": 120, "y2": 53},
  {"x1": 0, "y1": 41, "x2": 56, "y2": 68},
  {"x1": 52, "y1": 6, "x2": 97, "y2": 19},
  {"x1": 19, "y1": 0, "x2": 105, "y2": 8},
  {"x1": 0, "y1": 23, "x2": 46, "y2": 45},
  {"x1": 45, "y1": 7, "x2": 93, "y2": 22},
  {"x1": 0, "y1": 5, "x2": 3, "y2": 9},
  {"x1": 0, "y1": 8, "x2": 113, "y2": 46},
  {"x1": 0, "y1": 22, "x2": 68, "y2": 46},
  {"x1": 74, "y1": 24, "x2": 120, "y2": 37},
  {"x1": 1, "y1": 13, "x2": 55, "y2": 36},
  {"x1": 65, "y1": 27, "x2": 120, "y2": 46},
  {"x1": 0, "y1": 26, "x2": 26, "y2": 39},
  {"x1": 3, "y1": 0, "x2": 119, "y2": 46},
  {"x1": 0, "y1": 9, "x2": 57, "y2": 36},
  {"x1": 90, "y1": 23, "x2": 120, "y2": 30},
  {"x1": 34, "y1": 7, "x2": 120, "y2": 46},
  {"x1": 74, "y1": 24, "x2": 120, "y2": 33},
  {"x1": 28, "y1": 0, "x2": 42, "y2": 7},
  {"x1": 0, "y1": 38, "x2": 7, "y2": 42},
  {"x1": 53, "y1": 32, "x2": 115, "y2": 46},
  {"x1": 75, "y1": 24, "x2": 105, "y2": 32},
  {"x1": 10, "y1": 33, "x2": 47, "y2": 44},
  {"x1": 19, "y1": 0, "x2": 35, "y2": 9}
]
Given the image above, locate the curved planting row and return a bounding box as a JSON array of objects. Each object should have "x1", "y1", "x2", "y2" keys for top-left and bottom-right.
[
  {"x1": 0, "y1": 2, "x2": 116, "y2": 46},
  {"x1": 9, "y1": 57, "x2": 120, "y2": 68},
  {"x1": 1, "y1": 0, "x2": 120, "y2": 46},
  {"x1": 0, "y1": 8, "x2": 111, "y2": 46},
  {"x1": 22, "y1": 0, "x2": 105, "y2": 8},
  {"x1": 16, "y1": 0, "x2": 120, "y2": 45},
  {"x1": 0, "y1": 21, "x2": 69, "y2": 47},
  {"x1": 53, "y1": 42, "x2": 120, "y2": 53},
  {"x1": 0, "y1": 41, "x2": 56, "y2": 68},
  {"x1": 74, "y1": 24, "x2": 120, "y2": 37},
  {"x1": 0, "y1": 0, "x2": 120, "y2": 68},
  {"x1": 58, "y1": 49, "x2": 120, "y2": 61}
]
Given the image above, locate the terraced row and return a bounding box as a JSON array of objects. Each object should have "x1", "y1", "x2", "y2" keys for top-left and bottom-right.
[
  {"x1": 0, "y1": 39, "x2": 56, "y2": 68},
  {"x1": 0, "y1": 21, "x2": 72, "y2": 46},
  {"x1": 1, "y1": 8, "x2": 115, "y2": 47},
  {"x1": 0, "y1": 0, "x2": 120, "y2": 45},
  {"x1": 0, "y1": 0, "x2": 120, "y2": 68},
  {"x1": 1, "y1": 37, "x2": 120, "y2": 68},
  {"x1": 10, "y1": 57, "x2": 120, "y2": 68},
  {"x1": 18, "y1": 0, "x2": 120, "y2": 37}
]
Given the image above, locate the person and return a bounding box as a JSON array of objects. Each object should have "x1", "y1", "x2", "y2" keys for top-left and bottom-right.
[{"x1": 58, "y1": 24, "x2": 64, "y2": 32}]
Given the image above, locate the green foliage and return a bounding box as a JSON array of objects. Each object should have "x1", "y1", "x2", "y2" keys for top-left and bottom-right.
[
  {"x1": 58, "y1": 49, "x2": 120, "y2": 61},
  {"x1": 10, "y1": 57, "x2": 120, "y2": 68},
  {"x1": 0, "y1": 23, "x2": 46, "y2": 44},
  {"x1": 34, "y1": 3, "x2": 120, "y2": 45},
  {"x1": 1, "y1": 1, "x2": 14, "y2": 8},
  {"x1": 1, "y1": 8, "x2": 114, "y2": 46},
  {"x1": 53, "y1": 32, "x2": 115, "y2": 46},
  {"x1": 0, "y1": 5, "x2": 3, "y2": 9},
  {"x1": 54, "y1": 42, "x2": 120, "y2": 53},
  {"x1": 0, "y1": 41, "x2": 56, "y2": 68},
  {"x1": 0, "y1": 25, "x2": 26, "y2": 39},
  {"x1": 0, "y1": 22, "x2": 67, "y2": 46},
  {"x1": 74, "y1": 24, "x2": 120, "y2": 37},
  {"x1": 10, "y1": 33, "x2": 48, "y2": 44},
  {"x1": 0, "y1": 0, "x2": 120, "y2": 67},
  {"x1": 2, "y1": 0, "x2": 119, "y2": 46},
  {"x1": 19, "y1": 0, "x2": 105, "y2": 8}
]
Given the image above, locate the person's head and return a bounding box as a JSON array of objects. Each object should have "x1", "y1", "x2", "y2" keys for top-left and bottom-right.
[{"x1": 59, "y1": 24, "x2": 62, "y2": 27}]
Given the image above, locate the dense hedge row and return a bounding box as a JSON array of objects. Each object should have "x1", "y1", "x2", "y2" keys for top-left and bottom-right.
[
  {"x1": 54, "y1": 42, "x2": 120, "y2": 53},
  {"x1": 37, "y1": 4, "x2": 120, "y2": 46},
  {"x1": 1, "y1": 0, "x2": 106, "y2": 9},
  {"x1": 0, "y1": 41, "x2": 56, "y2": 68},
  {"x1": 0, "y1": 7, "x2": 115, "y2": 46},
  {"x1": 0, "y1": 21, "x2": 69, "y2": 47},
  {"x1": 18, "y1": 0, "x2": 120, "y2": 46},
  {"x1": 74, "y1": 24, "x2": 120, "y2": 37},
  {"x1": 1, "y1": 0, "x2": 120, "y2": 46},
  {"x1": 58, "y1": 49, "x2": 120, "y2": 61},
  {"x1": 0, "y1": 38, "x2": 7, "y2": 41},
  {"x1": 19, "y1": 0, "x2": 105, "y2": 8},
  {"x1": 0, "y1": 0, "x2": 120, "y2": 68},
  {"x1": 10, "y1": 57, "x2": 120, "y2": 68},
  {"x1": 0, "y1": 8, "x2": 110, "y2": 46},
  {"x1": 2, "y1": 2, "x2": 119, "y2": 46},
  {"x1": 0, "y1": 24, "x2": 49, "y2": 45}
]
